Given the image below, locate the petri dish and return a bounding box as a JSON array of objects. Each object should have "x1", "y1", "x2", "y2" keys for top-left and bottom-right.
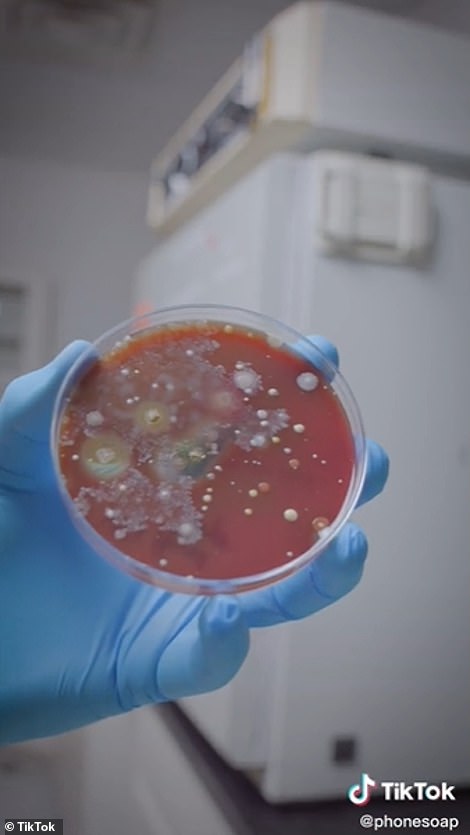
[{"x1": 51, "y1": 305, "x2": 366, "y2": 595}]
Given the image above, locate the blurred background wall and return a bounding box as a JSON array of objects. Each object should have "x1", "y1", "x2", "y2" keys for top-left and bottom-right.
[{"x1": 1, "y1": 0, "x2": 470, "y2": 353}]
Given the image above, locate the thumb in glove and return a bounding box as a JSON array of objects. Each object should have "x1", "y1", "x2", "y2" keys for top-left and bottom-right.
[{"x1": 0, "y1": 340, "x2": 91, "y2": 489}]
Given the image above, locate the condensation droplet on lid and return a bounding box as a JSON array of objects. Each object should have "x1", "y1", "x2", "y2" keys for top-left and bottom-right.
[{"x1": 296, "y1": 372, "x2": 318, "y2": 392}]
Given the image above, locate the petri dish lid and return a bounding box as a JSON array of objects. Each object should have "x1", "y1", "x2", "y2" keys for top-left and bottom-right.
[{"x1": 51, "y1": 304, "x2": 366, "y2": 595}]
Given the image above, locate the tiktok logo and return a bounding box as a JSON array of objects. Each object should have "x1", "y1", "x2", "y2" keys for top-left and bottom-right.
[{"x1": 348, "y1": 773, "x2": 377, "y2": 806}]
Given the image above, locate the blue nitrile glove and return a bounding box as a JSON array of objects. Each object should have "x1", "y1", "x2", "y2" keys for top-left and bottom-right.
[{"x1": 0, "y1": 340, "x2": 388, "y2": 744}]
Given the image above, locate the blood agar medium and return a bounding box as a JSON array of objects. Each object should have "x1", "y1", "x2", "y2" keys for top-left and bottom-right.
[{"x1": 52, "y1": 306, "x2": 366, "y2": 594}]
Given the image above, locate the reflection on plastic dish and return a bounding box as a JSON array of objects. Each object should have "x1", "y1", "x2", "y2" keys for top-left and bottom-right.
[{"x1": 51, "y1": 305, "x2": 366, "y2": 595}]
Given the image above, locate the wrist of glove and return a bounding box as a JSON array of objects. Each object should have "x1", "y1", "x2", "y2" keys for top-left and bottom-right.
[{"x1": 0, "y1": 339, "x2": 388, "y2": 744}]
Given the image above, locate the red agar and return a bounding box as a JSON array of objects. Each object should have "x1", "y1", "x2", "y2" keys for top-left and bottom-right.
[{"x1": 58, "y1": 322, "x2": 355, "y2": 583}]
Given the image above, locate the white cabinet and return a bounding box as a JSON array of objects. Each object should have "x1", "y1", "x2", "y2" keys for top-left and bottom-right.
[{"x1": 136, "y1": 154, "x2": 470, "y2": 801}]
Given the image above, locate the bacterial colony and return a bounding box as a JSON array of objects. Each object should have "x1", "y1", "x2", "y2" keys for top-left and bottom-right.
[{"x1": 58, "y1": 322, "x2": 355, "y2": 583}]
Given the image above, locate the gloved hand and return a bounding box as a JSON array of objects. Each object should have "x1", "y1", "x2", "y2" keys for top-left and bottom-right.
[{"x1": 0, "y1": 340, "x2": 388, "y2": 745}]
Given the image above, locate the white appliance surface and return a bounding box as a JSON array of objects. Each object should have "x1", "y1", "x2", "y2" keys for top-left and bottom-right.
[
  {"x1": 148, "y1": 0, "x2": 470, "y2": 237},
  {"x1": 135, "y1": 152, "x2": 470, "y2": 801}
]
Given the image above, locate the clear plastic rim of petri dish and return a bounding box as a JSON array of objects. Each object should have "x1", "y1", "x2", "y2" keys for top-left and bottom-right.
[{"x1": 51, "y1": 304, "x2": 367, "y2": 596}]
